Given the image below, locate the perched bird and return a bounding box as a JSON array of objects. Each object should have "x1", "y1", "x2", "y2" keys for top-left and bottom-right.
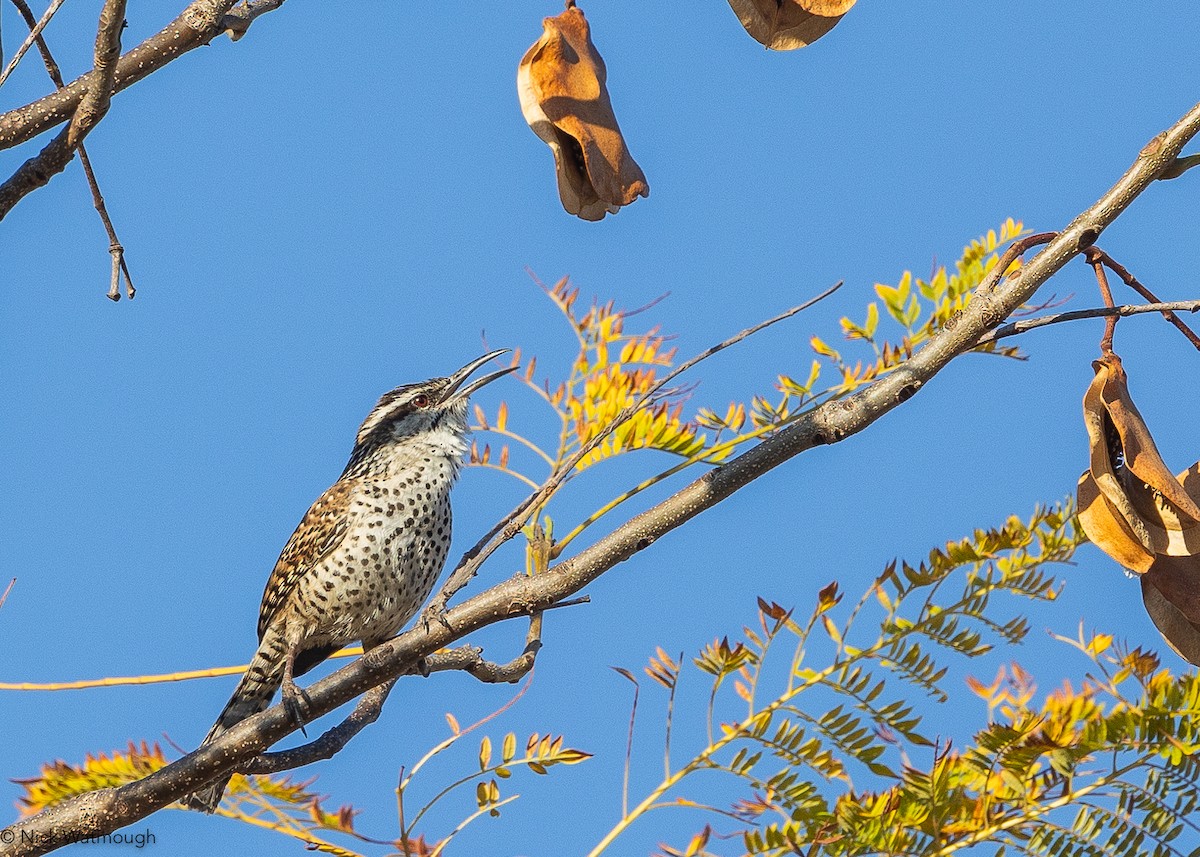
[{"x1": 185, "y1": 351, "x2": 514, "y2": 813}]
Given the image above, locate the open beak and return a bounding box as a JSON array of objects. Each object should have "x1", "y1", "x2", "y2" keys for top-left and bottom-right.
[{"x1": 440, "y1": 349, "x2": 517, "y2": 405}]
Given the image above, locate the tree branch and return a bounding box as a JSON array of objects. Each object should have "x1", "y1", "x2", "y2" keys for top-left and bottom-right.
[
  {"x1": 1161, "y1": 152, "x2": 1200, "y2": 180},
  {"x1": 238, "y1": 637, "x2": 544, "y2": 776},
  {"x1": 5, "y1": 100, "x2": 1199, "y2": 857},
  {"x1": 8, "y1": 0, "x2": 136, "y2": 300},
  {"x1": 238, "y1": 679, "x2": 398, "y2": 775},
  {"x1": 974, "y1": 300, "x2": 1200, "y2": 345},
  {"x1": 0, "y1": 0, "x2": 125, "y2": 220},
  {"x1": 0, "y1": 0, "x2": 64, "y2": 88},
  {"x1": 0, "y1": 0, "x2": 245, "y2": 152},
  {"x1": 220, "y1": 0, "x2": 287, "y2": 41},
  {"x1": 1086, "y1": 246, "x2": 1200, "y2": 351}
]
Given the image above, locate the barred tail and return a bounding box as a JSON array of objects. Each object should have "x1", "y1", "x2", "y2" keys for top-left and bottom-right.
[{"x1": 184, "y1": 636, "x2": 287, "y2": 813}]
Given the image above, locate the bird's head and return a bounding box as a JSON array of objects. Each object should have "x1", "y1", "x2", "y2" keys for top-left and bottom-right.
[{"x1": 351, "y1": 350, "x2": 515, "y2": 460}]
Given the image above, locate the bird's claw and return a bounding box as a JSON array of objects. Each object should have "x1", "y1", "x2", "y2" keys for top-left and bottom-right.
[
  {"x1": 281, "y1": 676, "x2": 312, "y2": 734},
  {"x1": 420, "y1": 599, "x2": 452, "y2": 634}
]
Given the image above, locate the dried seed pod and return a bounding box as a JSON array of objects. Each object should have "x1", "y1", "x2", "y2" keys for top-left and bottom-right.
[
  {"x1": 725, "y1": 0, "x2": 856, "y2": 51},
  {"x1": 1143, "y1": 563, "x2": 1200, "y2": 665},
  {"x1": 1075, "y1": 353, "x2": 1200, "y2": 665},
  {"x1": 517, "y1": 5, "x2": 648, "y2": 221},
  {"x1": 1076, "y1": 354, "x2": 1200, "y2": 570}
]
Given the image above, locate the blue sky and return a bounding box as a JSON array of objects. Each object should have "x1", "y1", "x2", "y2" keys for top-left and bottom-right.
[{"x1": 1, "y1": 1, "x2": 1199, "y2": 854}]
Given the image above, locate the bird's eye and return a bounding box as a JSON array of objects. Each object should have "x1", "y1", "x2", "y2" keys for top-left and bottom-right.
[{"x1": 412, "y1": 394, "x2": 431, "y2": 409}]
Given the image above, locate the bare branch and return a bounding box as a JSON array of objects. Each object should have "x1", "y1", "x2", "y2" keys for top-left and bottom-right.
[
  {"x1": 0, "y1": 0, "x2": 126, "y2": 220},
  {"x1": 239, "y1": 605, "x2": 552, "y2": 775},
  {"x1": 0, "y1": 0, "x2": 241, "y2": 152},
  {"x1": 0, "y1": 0, "x2": 64, "y2": 88},
  {"x1": 9, "y1": 0, "x2": 136, "y2": 299},
  {"x1": 973, "y1": 231, "x2": 1058, "y2": 299},
  {"x1": 0, "y1": 578, "x2": 14, "y2": 611},
  {"x1": 4, "y1": 101, "x2": 1199, "y2": 857},
  {"x1": 1161, "y1": 152, "x2": 1200, "y2": 180},
  {"x1": 1087, "y1": 247, "x2": 1200, "y2": 352},
  {"x1": 9, "y1": 0, "x2": 63, "y2": 84},
  {"x1": 974, "y1": 300, "x2": 1200, "y2": 345},
  {"x1": 238, "y1": 679, "x2": 397, "y2": 775},
  {"x1": 220, "y1": 0, "x2": 287, "y2": 41},
  {"x1": 78, "y1": 146, "x2": 136, "y2": 301}
]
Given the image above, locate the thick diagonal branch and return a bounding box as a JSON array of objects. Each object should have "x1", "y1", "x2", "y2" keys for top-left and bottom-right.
[{"x1": 5, "y1": 100, "x2": 1200, "y2": 857}]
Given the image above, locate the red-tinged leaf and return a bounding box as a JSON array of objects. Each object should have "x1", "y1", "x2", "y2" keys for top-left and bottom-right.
[
  {"x1": 817, "y1": 581, "x2": 841, "y2": 613},
  {"x1": 757, "y1": 596, "x2": 788, "y2": 621}
]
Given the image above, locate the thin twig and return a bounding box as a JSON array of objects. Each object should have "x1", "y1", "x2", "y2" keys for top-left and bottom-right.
[
  {"x1": 1084, "y1": 248, "x2": 1118, "y2": 354},
  {"x1": 9, "y1": 0, "x2": 135, "y2": 300},
  {"x1": 0, "y1": 647, "x2": 365, "y2": 692},
  {"x1": 0, "y1": 0, "x2": 64, "y2": 88},
  {"x1": 424, "y1": 282, "x2": 843, "y2": 619},
  {"x1": 610, "y1": 667, "x2": 639, "y2": 818},
  {"x1": 0, "y1": 578, "x2": 14, "y2": 611},
  {"x1": 973, "y1": 232, "x2": 1058, "y2": 298},
  {"x1": 79, "y1": 147, "x2": 136, "y2": 300},
  {"x1": 974, "y1": 301, "x2": 1200, "y2": 345},
  {"x1": 1090, "y1": 247, "x2": 1200, "y2": 352}
]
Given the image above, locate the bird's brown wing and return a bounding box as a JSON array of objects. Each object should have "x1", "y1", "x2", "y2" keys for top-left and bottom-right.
[{"x1": 257, "y1": 478, "x2": 355, "y2": 641}]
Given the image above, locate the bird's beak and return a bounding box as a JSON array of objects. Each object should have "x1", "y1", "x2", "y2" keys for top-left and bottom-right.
[{"x1": 440, "y1": 349, "x2": 516, "y2": 405}]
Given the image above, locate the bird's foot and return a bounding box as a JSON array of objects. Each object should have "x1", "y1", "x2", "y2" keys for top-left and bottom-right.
[
  {"x1": 420, "y1": 597, "x2": 453, "y2": 634},
  {"x1": 281, "y1": 676, "x2": 312, "y2": 734}
]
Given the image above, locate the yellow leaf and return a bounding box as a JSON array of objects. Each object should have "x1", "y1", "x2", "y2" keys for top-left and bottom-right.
[
  {"x1": 810, "y1": 335, "x2": 841, "y2": 361},
  {"x1": 864, "y1": 302, "x2": 879, "y2": 338}
]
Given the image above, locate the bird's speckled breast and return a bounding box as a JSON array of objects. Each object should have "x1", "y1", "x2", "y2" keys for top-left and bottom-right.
[{"x1": 294, "y1": 452, "x2": 457, "y2": 648}]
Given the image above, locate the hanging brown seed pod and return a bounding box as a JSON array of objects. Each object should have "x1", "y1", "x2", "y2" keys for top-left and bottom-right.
[
  {"x1": 1076, "y1": 354, "x2": 1200, "y2": 572},
  {"x1": 1075, "y1": 352, "x2": 1200, "y2": 664},
  {"x1": 725, "y1": 0, "x2": 856, "y2": 51},
  {"x1": 517, "y1": 4, "x2": 649, "y2": 221}
]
